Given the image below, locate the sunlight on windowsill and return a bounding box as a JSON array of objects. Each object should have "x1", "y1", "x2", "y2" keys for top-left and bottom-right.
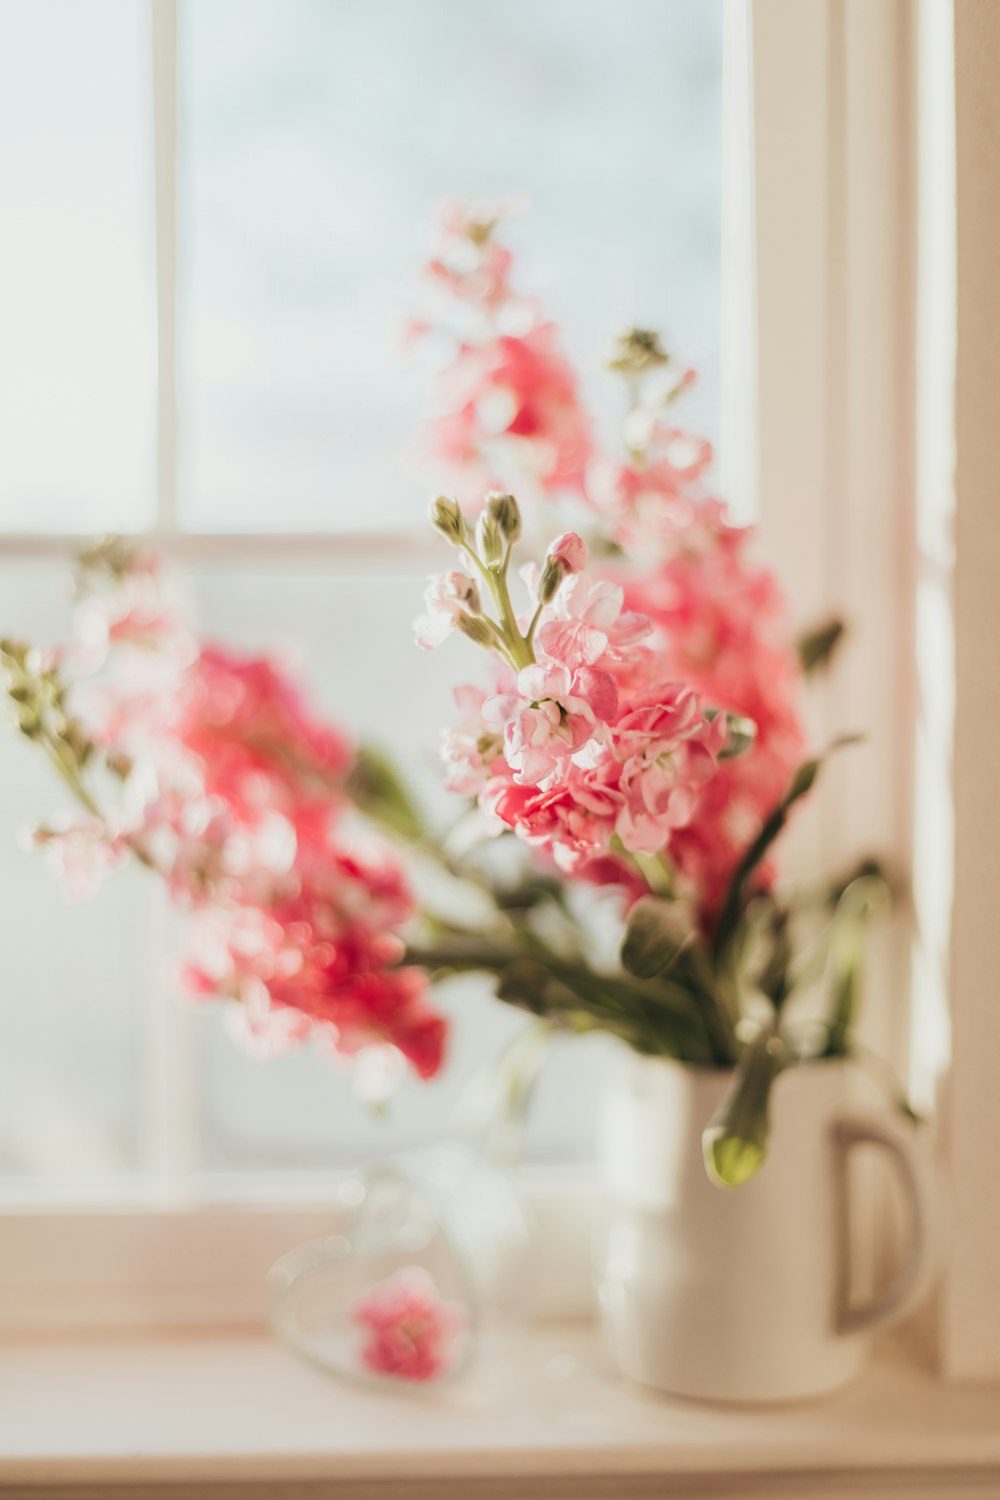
[{"x1": 1, "y1": 1323, "x2": 997, "y2": 1497}]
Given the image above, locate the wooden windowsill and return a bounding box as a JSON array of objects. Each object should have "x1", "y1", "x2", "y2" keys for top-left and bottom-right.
[{"x1": 0, "y1": 1323, "x2": 998, "y2": 1498}]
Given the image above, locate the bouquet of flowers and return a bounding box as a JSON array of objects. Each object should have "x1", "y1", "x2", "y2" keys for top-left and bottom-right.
[
  {"x1": 2, "y1": 200, "x2": 896, "y2": 1184},
  {"x1": 404, "y1": 200, "x2": 900, "y2": 1181}
]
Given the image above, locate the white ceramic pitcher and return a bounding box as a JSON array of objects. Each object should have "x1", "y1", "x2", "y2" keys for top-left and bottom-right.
[{"x1": 597, "y1": 1053, "x2": 929, "y2": 1402}]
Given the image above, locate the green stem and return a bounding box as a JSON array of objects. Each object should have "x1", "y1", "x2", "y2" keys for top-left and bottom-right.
[
  {"x1": 525, "y1": 602, "x2": 544, "y2": 654},
  {"x1": 39, "y1": 731, "x2": 162, "y2": 876},
  {"x1": 405, "y1": 938, "x2": 715, "y2": 1061},
  {"x1": 488, "y1": 561, "x2": 533, "y2": 671},
  {"x1": 40, "y1": 734, "x2": 103, "y2": 821},
  {"x1": 461, "y1": 539, "x2": 533, "y2": 670},
  {"x1": 630, "y1": 850, "x2": 674, "y2": 898}
]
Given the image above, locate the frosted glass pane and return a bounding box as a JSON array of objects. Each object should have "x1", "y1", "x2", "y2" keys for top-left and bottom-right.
[
  {"x1": 186, "y1": 566, "x2": 614, "y2": 1172},
  {"x1": 179, "y1": 0, "x2": 723, "y2": 532},
  {"x1": 0, "y1": 564, "x2": 153, "y2": 1190},
  {"x1": 0, "y1": 2, "x2": 156, "y2": 533}
]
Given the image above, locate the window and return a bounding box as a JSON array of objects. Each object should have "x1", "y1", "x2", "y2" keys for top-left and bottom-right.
[
  {"x1": 0, "y1": 0, "x2": 995, "y2": 1404},
  {"x1": 0, "y1": 0, "x2": 725, "y2": 1201}
]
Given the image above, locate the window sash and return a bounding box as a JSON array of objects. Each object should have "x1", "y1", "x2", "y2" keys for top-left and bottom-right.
[{"x1": 2, "y1": 0, "x2": 949, "y2": 1356}]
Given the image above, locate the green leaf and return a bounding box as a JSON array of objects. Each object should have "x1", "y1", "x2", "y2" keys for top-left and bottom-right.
[
  {"x1": 712, "y1": 738, "x2": 862, "y2": 958},
  {"x1": 788, "y1": 757, "x2": 821, "y2": 800},
  {"x1": 823, "y1": 855, "x2": 894, "y2": 910},
  {"x1": 621, "y1": 897, "x2": 691, "y2": 980},
  {"x1": 712, "y1": 760, "x2": 820, "y2": 956},
  {"x1": 824, "y1": 873, "x2": 890, "y2": 1055},
  {"x1": 495, "y1": 959, "x2": 558, "y2": 1016},
  {"x1": 491, "y1": 874, "x2": 569, "y2": 913},
  {"x1": 797, "y1": 617, "x2": 847, "y2": 676},
  {"x1": 703, "y1": 1029, "x2": 786, "y2": 1188},
  {"x1": 756, "y1": 904, "x2": 793, "y2": 1012},
  {"x1": 347, "y1": 742, "x2": 425, "y2": 843}
]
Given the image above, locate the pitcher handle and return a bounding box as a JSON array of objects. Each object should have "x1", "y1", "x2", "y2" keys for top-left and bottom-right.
[{"x1": 833, "y1": 1115, "x2": 927, "y2": 1336}]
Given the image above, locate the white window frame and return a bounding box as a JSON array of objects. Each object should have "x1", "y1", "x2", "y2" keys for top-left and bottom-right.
[{"x1": 1, "y1": 0, "x2": 990, "y2": 1383}]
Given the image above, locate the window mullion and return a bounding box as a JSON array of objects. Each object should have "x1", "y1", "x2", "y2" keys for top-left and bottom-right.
[
  {"x1": 145, "y1": 0, "x2": 199, "y2": 1199},
  {"x1": 152, "y1": 0, "x2": 179, "y2": 538}
]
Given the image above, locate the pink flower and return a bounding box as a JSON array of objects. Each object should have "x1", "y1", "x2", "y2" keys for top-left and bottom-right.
[
  {"x1": 440, "y1": 683, "x2": 507, "y2": 796},
  {"x1": 427, "y1": 329, "x2": 594, "y2": 502},
  {"x1": 616, "y1": 501, "x2": 806, "y2": 920},
  {"x1": 486, "y1": 660, "x2": 616, "y2": 790},
  {"x1": 180, "y1": 821, "x2": 448, "y2": 1082},
  {"x1": 421, "y1": 196, "x2": 527, "y2": 312},
  {"x1": 69, "y1": 549, "x2": 194, "y2": 674},
  {"x1": 482, "y1": 677, "x2": 728, "y2": 870},
  {"x1": 535, "y1": 576, "x2": 650, "y2": 671},
  {"x1": 615, "y1": 696, "x2": 726, "y2": 854},
  {"x1": 31, "y1": 819, "x2": 128, "y2": 902},
  {"x1": 223, "y1": 977, "x2": 317, "y2": 1058},
  {"x1": 414, "y1": 570, "x2": 480, "y2": 651},
  {"x1": 546, "y1": 531, "x2": 588, "y2": 575},
  {"x1": 172, "y1": 647, "x2": 354, "y2": 818},
  {"x1": 486, "y1": 767, "x2": 621, "y2": 871},
  {"x1": 586, "y1": 434, "x2": 714, "y2": 546},
  {"x1": 411, "y1": 202, "x2": 593, "y2": 504},
  {"x1": 351, "y1": 1267, "x2": 465, "y2": 1383},
  {"x1": 501, "y1": 699, "x2": 570, "y2": 785},
  {"x1": 184, "y1": 908, "x2": 448, "y2": 1080}
]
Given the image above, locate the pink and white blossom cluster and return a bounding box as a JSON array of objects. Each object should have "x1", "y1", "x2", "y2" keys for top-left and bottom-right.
[
  {"x1": 418, "y1": 522, "x2": 726, "y2": 878},
  {"x1": 409, "y1": 199, "x2": 593, "y2": 506},
  {"x1": 619, "y1": 511, "x2": 805, "y2": 915},
  {"x1": 40, "y1": 552, "x2": 447, "y2": 1082},
  {"x1": 412, "y1": 205, "x2": 809, "y2": 924}
]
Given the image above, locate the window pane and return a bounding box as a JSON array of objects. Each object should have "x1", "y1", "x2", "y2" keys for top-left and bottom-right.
[
  {"x1": 179, "y1": 0, "x2": 723, "y2": 532},
  {"x1": 0, "y1": 1, "x2": 156, "y2": 532},
  {"x1": 0, "y1": 564, "x2": 151, "y2": 1192}
]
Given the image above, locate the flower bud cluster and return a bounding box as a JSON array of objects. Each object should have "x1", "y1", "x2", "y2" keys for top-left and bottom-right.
[
  {"x1": 416, "y1": 491, "x2": 533, "y2": 669},
  {"x1": 416, "y1": 492, "x2": 599, "y2": 674},
  {"x1": 1, "y1": 638, "x2": 92, "y2": 766}
]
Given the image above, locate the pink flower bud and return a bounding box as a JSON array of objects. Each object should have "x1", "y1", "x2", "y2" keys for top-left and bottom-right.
[{"x1": 546, "y1": 532, "x2": 588, "y2": 576}]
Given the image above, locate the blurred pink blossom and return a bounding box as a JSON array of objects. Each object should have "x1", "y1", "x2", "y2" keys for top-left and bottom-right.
[
  {"x1": 410, "y1": 201, "x2": 593, "y2": 504},
  {"x1": 31, "y1": 819, "x2": 128, "y2": 902},
  {"x1": 37, "y1": 554, "x2": 449, "y2": 1084},
  {"x1": 620, "y1": 502, "x2": 805, "y2": 921},
  {"x1": 351, "y1": 1267, "x2": 465, "y2": 1383},
  {"x1": 172, "y1": 646, "x2": 353, "y2": 818}
]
